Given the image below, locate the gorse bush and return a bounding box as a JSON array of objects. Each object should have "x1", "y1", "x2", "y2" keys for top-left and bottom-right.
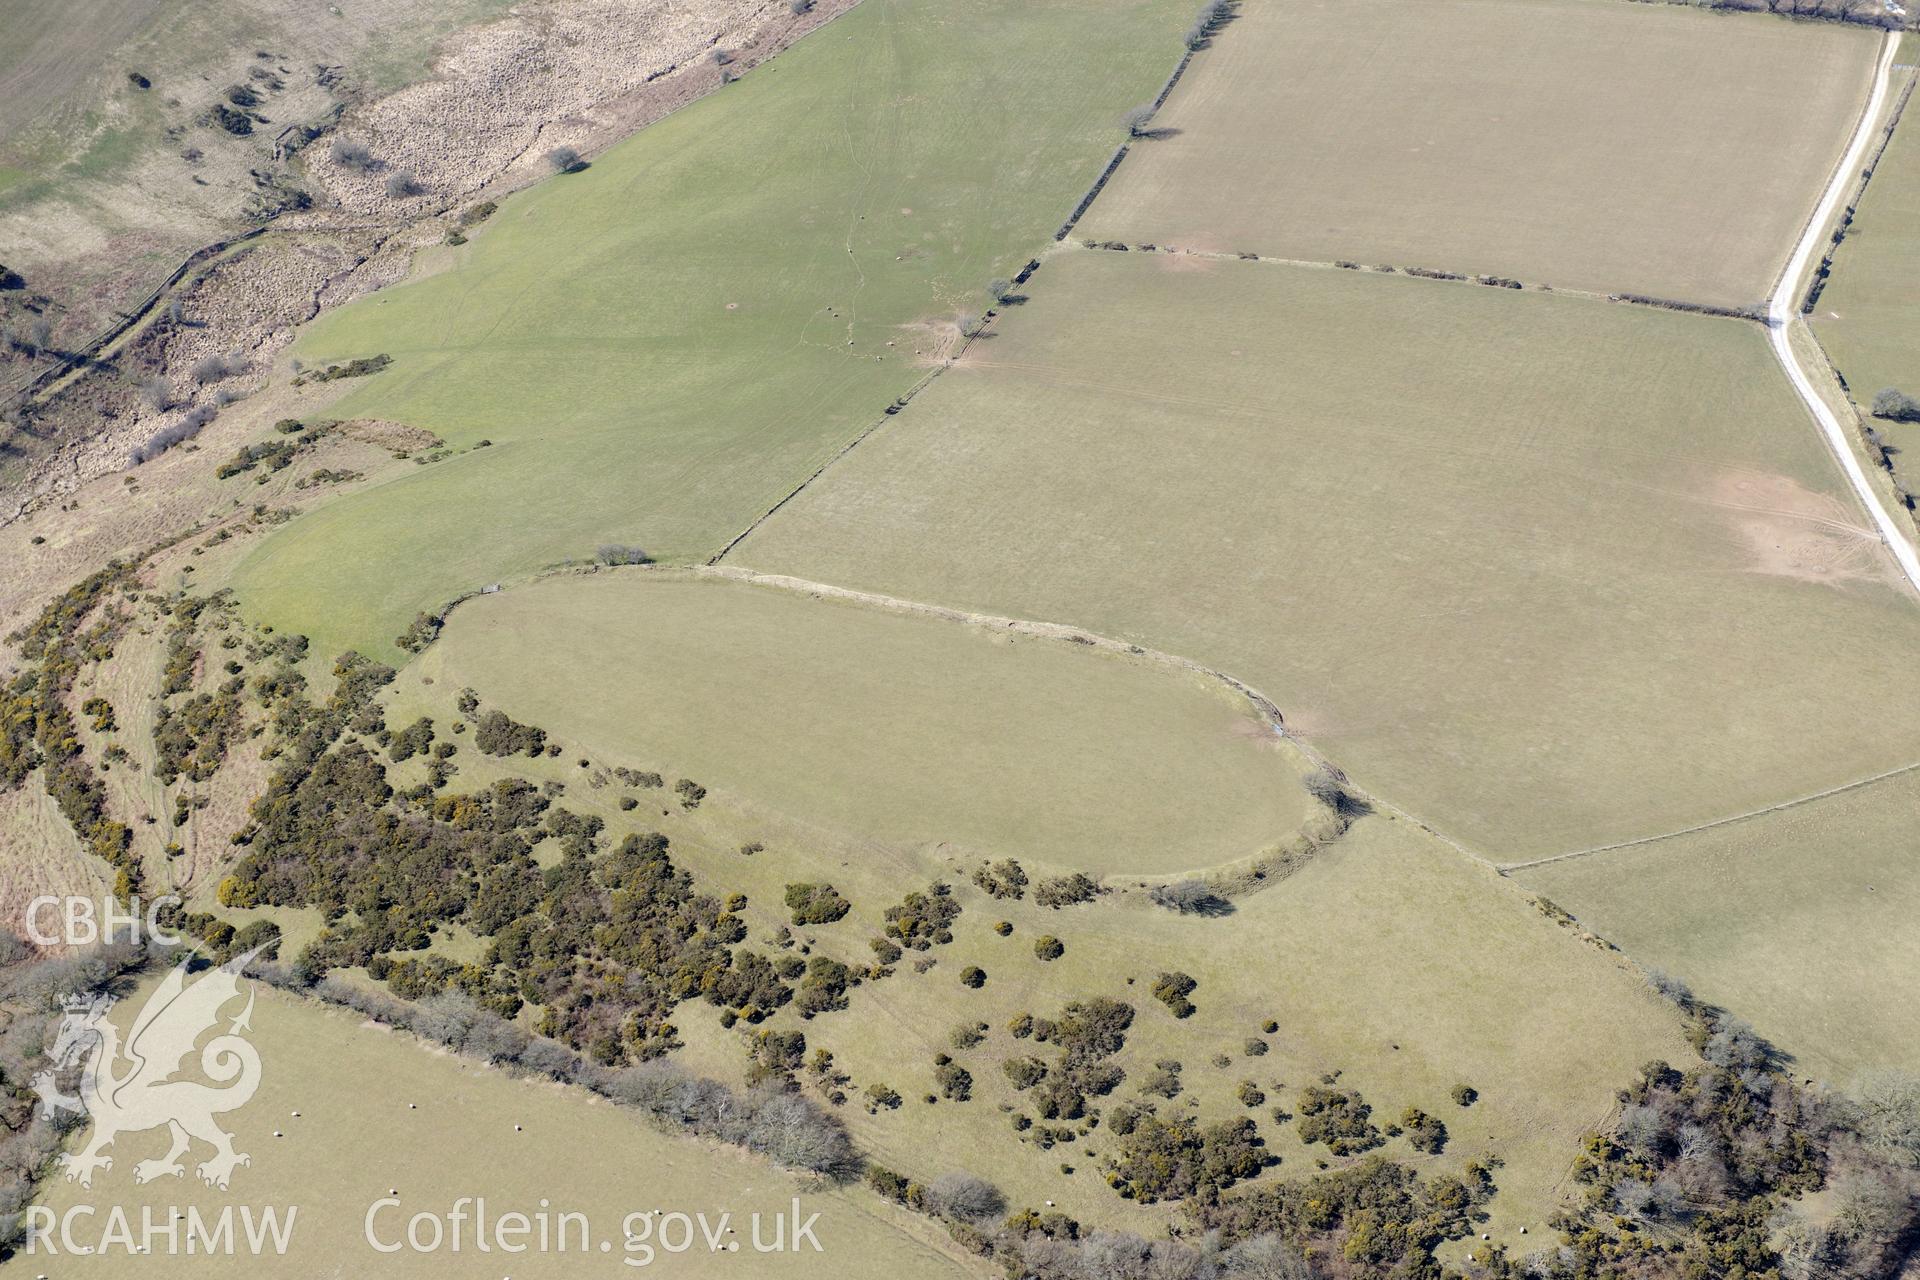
[
  {"x1": 1108, "y1": 1111, "x2": 1266, "y2": 1202},
  {"x1": 473, "y1": 708, "x2": 546, "y2": 757},
  {"x1": 971, "y1": 858, "x2": 1026, "y2": 899},
  {"x1": 395, "y1": 612, "x2": 442, "y2": 654},
  {"x1": 1400, "y1": 1106, "x2": 1448, "y2": 1154},
  {"x1": 1151, "y1": 971, "x2": 1197, "y2": 1018},
  {"x1": 783, "y1": 882, "x2": 851, "y2": 925},
  {"x1": 883, "y1": 882, "x2": 960, "y2": 949},
  {"x1": 1296, "y1": 1084, "x2": 1383, "y2": 1155},
  {"x1": 1034, "y1": 872, "x2": 1097, "y2": 909}
]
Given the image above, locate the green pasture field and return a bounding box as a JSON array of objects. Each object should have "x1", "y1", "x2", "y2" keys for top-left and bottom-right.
[
  {"x1": 1517, "y1": 765, "x2": 1920, "y2": 1082},
  {"x1": 30, "y1": 979, "x2": 976, "y2": 1279},
  {"x1": 1078, "y1": 0, "x2": 1879, "y2": 307},
  {"x1": 370, "y1": 671, "x2": 1686, "y2": 1249},
  {"x1": 735, "y1": 249, "x2": 1920, "y2": 858},
  {"x1": 228, "y1": 0, "x2": 1191, "y2": 662},
  {"x1": 413, "y1": 571, "x2": 1314, "y2": 875}
]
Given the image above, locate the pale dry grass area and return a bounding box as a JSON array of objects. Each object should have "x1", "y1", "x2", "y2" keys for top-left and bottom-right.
[
  {"x1": 0, "y1": 783, "x2": 111, "y2": 953},
  {"x1": 0, "y1": 0, "x2": 172, "y2": 147},
  {"x1": 305, "y1": 0, "x2": 796, "y2": 220},
  {"x1": 0, "y1": 0, "x2": 515, "y2": 339},
  {"x1": 1080, "y1": 0, "x2": 1880, "y2": 306}
]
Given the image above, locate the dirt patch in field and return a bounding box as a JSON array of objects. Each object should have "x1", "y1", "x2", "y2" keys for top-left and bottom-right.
[
  {"x1": 901, "y1": 317, "x2": 970, "y2": 368},
  {"x1": 1224, "y1": 715, "x2": 1286, "y2": 746},
  {"x1": 1705, "y1": 467, "x2": 1886, "y2": 585},
  {"x1": 1155, "y1": 248, "x2": 1221, "y2": 273},
  {"x1": 1154, "y1": 230, "x2": 1233, "y2": 257}
]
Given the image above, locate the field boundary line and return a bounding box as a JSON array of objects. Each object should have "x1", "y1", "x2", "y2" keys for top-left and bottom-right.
[
  {"x1": 705, "y1": 338, "x2": 973, "y2": 565},
  {"x1": 1069, "y1": 239, "x2": 1776, "y2": 321},
  {"x1": 1052, "y1": 13, "x2": 1206, "y2": 241},
  {"x1": 1496, "y1": 755, "x2": 1920, "y2": 873},
  {"x1": 1052, "y1": 47, "x2": 1195, "y2": 241},
  {"x1": 1763, "y1": 29, "x2": 1920, "y2": 592}
]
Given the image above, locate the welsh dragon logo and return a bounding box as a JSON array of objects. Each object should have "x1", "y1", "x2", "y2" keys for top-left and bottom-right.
[{"x1": 33, "y1": 949, "x2": 265, "y2": 1190}]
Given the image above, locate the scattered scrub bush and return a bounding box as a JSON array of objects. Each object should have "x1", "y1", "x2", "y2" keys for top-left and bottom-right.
[
  {"x1": 329, "y1": 137, "x2": 374, "y2": 171},
  {"x1": 1872, "y1": 388, "x2": 1920, "y2": 423}
]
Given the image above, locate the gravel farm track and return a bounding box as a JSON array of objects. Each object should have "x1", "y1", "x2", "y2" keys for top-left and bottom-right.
[{"x1": 1774, "y1": 28, "x2": 1920, "y2": 591}]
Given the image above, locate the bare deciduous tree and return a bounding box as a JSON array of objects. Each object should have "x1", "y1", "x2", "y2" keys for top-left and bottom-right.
[
  {"x1": 1853, "y1": 1069, "x2": 1920, "y2": 1167},
  {"x1": 927, "y1": 1171, "x2": 1005, "y2": 1221},
  {"x1": 1872, "y1": 387, "x2": 1920, "y2": 422},
  {"x1": 1221, "y1": 1233, "x2": 1314, "y2": 1279}
]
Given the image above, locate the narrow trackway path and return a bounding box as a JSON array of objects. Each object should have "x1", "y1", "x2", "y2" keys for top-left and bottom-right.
[{"x1": 1772, "y1": 29, "x2": 1920, "y2": 592}]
